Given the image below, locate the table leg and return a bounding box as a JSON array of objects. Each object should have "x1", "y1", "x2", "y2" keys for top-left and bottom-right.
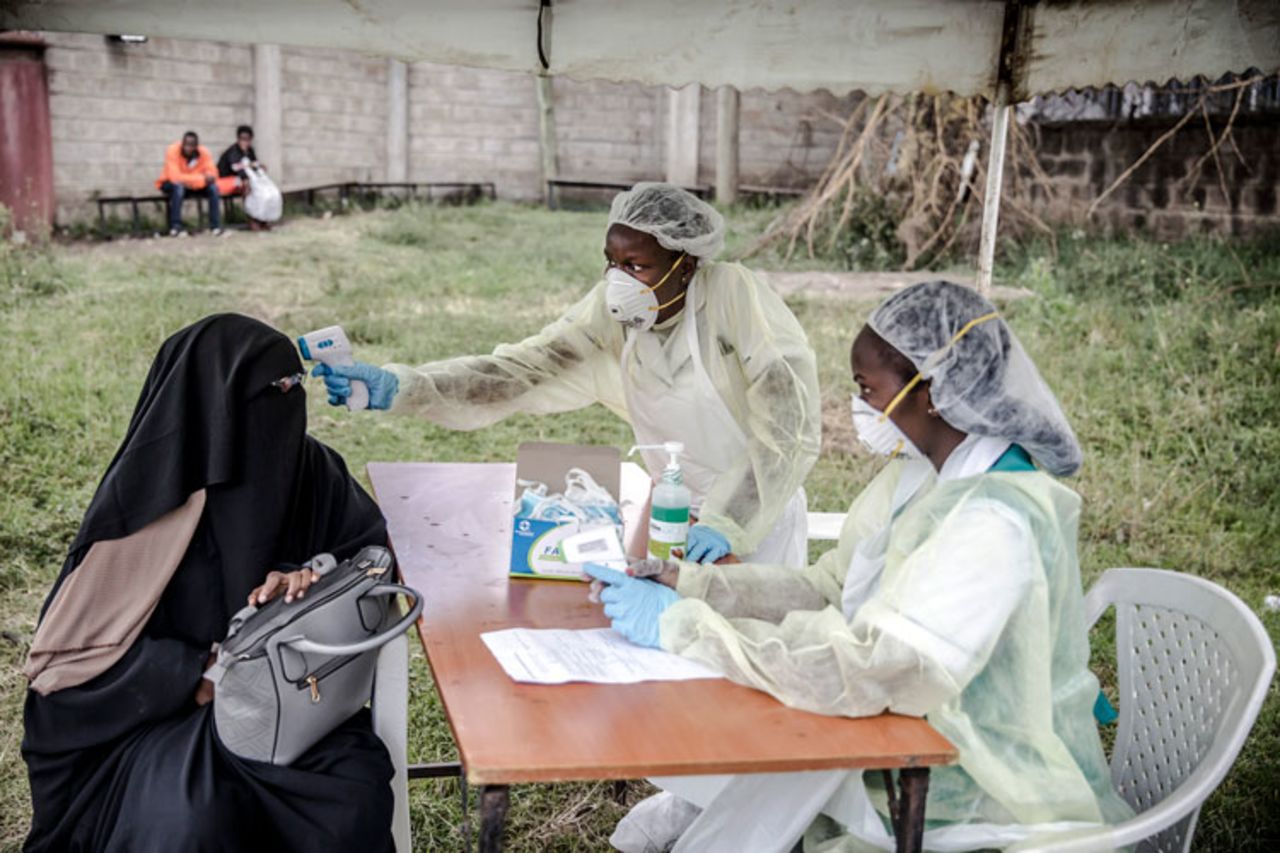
[
  {"x1": 478, "y1": 785, "x2": 510, "y2": 853},
  {"x1": 461, "y1": 776, "x2": 471, "y2": 852},
  {"x1": 884, "y1": 767, "x2": 930, "y2": 853}
]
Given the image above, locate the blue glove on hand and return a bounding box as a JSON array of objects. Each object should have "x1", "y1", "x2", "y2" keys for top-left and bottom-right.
[
  {"x1": 684, "y1": 524, "x2": 732, "y2": 563},
  {"x1": 583, "y1": 563, "x2": 680, "y2": 649},
  {"x1": 311, "y1": 362, "x2": 399, "y2": 410}
]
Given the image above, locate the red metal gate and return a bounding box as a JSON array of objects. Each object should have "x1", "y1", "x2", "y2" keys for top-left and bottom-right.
[{"x1": 0, "y1": 35, "x2": 55, "y2": 234}]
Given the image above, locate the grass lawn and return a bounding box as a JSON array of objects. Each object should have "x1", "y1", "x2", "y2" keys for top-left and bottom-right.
[{"x1": 1, "y1": 203, "x2": 1277, "y2": 850}]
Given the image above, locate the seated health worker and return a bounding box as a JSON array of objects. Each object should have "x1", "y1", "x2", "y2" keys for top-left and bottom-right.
[
  {"x1": 21, "y1": 315, "x2": 395, "y2": 853},
  {"x1": 316, "y1": 183, "x2": 821, "y2": 567},
  {"x1": 587, "y1": 281, "x2": 1134, "y2": 852}
]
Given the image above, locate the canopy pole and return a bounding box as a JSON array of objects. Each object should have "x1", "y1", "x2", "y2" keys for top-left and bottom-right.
[{"x1": 976, "y1": 82, "x2": 1011, "y2": 297}]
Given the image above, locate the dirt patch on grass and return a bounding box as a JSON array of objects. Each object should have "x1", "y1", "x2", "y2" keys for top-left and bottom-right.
[
  {"x1": 764, "y1": 270, "x2": 1031, "y2": 302},
  {"x1": 56, "y1": 215, "x2": 356, "y2": 262}
]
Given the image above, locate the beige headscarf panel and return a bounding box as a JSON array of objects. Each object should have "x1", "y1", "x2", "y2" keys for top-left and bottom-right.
[{"x1": 25, "y1": 490, "x2": 206, "y2": 696}]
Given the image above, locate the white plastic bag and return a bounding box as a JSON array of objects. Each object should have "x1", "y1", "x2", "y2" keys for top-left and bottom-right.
[{"x1": 243, "y1": 164, "x2": 282, "y2": 223}]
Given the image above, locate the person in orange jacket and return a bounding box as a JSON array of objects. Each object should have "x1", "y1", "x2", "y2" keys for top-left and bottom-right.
[{"x1": 156, "y1": 131, "x2": 225, "y2": 237}]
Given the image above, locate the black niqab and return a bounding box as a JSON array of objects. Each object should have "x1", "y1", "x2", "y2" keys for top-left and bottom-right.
[{"x1": 23, "y1": 314, "x2": 394, "y2": 853}]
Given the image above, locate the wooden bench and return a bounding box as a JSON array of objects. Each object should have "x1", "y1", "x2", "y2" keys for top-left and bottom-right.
[
  {"x1": 289, "y1": 181, "x2": 497, "y2": 210},
  {"x1": 94, "y1": 181, "x2": 497, "y2": 234},
  {"x1": 546, "y1": 178, "x2": 711, "y2": 210},
  {"x1": 738, "y1": 183, "x2": 808, "y2": 203},
  {"x1": 95, "y1": 191, "x2": 241, "y2": 233}
]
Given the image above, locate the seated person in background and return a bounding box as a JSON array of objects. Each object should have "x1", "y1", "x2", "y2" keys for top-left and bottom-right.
[
  {"x1": 589, "y1": 280, "x2": 1134, "y2": 853},
  {"x1": 22, "y1": 314, "x2": 394, "y2": 853},
  {"x1": 217, "y1": 125, "x2": 271, "y2": 231},
  {"x1": 156, "y1": 130, "x2": 224, "y2": 237}
]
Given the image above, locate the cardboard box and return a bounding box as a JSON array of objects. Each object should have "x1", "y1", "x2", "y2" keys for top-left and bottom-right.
[{"x1": 509, "y1": 442, "x2": 622, "y2": 581}]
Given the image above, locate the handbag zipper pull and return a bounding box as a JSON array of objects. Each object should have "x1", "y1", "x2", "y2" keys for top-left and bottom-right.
[{"x1": 307, "y1": 675, "x2": 321, "y2": 703}]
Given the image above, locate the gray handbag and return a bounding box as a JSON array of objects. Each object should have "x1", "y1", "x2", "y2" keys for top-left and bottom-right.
[{"x1": 206, "y1": 545, "x2": 423, "y2": 765}]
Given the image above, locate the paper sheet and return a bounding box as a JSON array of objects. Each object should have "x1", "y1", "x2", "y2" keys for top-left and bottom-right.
[{"x1": 481, "y1": 627, "x2": 722, "y2": 684}]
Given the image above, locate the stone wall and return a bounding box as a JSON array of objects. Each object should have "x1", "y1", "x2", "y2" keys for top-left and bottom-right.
[
  {"x1": 42, "y1": 33, "x2": 254, "y2": 222},
  {"x1": 34, "y1": 33, "x2": 854, "y2": 219},
  {"x1": 407, "y1": 62, "x2": 541, "y2": 199},
  {"x1": 552, "y1": 76, "x2": 665, "y2": 188},
  {"x1": 699, "y1": 88, "x2": 861, "y2": 189},
  {"x1": 32, "y1": 32, "x2": 1278, "y2": 235},
  {"x1": 281, "y1": 47, "x2": 387, "y2": 188},
  {"x1": 1034, "y1": 118, "x2": 1279, "y2": 239}
]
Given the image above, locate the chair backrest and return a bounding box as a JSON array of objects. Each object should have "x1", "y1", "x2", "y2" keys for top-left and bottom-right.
[
  {"x1": 372, "y1": 631, "x2": 412, "y2": 853},
  {"x1": 806, "y1": 511, "x2": 845, "y2": 542},
  {"x1": 1085, "y1": 568, "x2": 1275, "y2": 853}
]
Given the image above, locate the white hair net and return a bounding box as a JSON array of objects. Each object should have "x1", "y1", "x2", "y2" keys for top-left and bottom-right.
[
  {"x1": 607, "y1": 182, "x2": 725, "y2": 259},
  {"x1": 868, "y1": 280, "x2": 1083, "y2": 476}
]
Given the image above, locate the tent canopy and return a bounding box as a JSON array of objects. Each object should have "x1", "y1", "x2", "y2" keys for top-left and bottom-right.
[{"x1": 4, "y1": 0, "x2": 1278, "y2": 98}]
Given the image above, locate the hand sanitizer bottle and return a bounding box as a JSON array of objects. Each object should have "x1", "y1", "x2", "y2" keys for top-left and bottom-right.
[{"x1": 630, "y1": 442, "x2": 690, "y2": 561}]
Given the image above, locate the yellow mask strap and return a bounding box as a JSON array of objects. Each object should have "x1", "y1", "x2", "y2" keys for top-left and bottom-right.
[
  {"x1": 646, "y1": 253, "x2": 689, "y2": 313},
  {"x1": 879, "y1": 311, "x2": 1000, "y2": 421},
  {"x1": 645, "y1": 253, "x2": 687, "y2": 294},
  {"x1": 653, "y1": 289, "x2": 687, "y2": 313}
]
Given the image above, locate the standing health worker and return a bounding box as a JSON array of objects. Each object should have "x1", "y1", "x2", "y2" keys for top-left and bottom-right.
[{"x1": 317, "y1": 183, "x2": 820, "y2": 566}]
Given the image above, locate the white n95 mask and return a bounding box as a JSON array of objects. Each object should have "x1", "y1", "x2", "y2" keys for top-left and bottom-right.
[
  {"x1": 604, "y1": 254, "x2": 687, "y2": 331},
  {"x1": 851, "y1": 394, "x2": 923, "y2": 460}
]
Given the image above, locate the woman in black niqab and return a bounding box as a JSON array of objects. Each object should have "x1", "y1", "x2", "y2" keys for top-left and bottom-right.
[{"x1": 22, "y1": 314, "x2": 395, "y2": 853}]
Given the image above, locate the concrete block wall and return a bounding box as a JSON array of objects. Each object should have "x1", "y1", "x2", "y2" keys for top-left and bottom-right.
[
  {"x1": 699, "y1": 88, "x2": 860, "y2": 189},
  {"x1": 42, "y1": 33, "x2": 254, "y2": 222},
  {"x1": 280, "y1": 47, "x2": 387, "y2": 187},
  {"x1": 38, "y1": 32, "x2": 1273, "y2": 235},
  {"x1": 1034, "y1": 120, "x2": 1279, "y2": 239},
  {"x1": 407, "y1": 62, "x2": 542, "y2": 199},
  {"x1": 552, "y1": 76, "x2": 664, "y2": 185},
  {"x1": 36, "y1": 32, "x2": 860, "y2": 220}
]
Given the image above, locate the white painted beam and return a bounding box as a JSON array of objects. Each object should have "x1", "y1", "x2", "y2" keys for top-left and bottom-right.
[
  {"x1": 665, "y1": 84, "x2": 701, "y2": 188},
  {"x1": 715, "y1": 86, "x2": 739, "y2": 204},
  {"x1": 386, "y1": 59, "x2": 408, "y2": 182},
  {"x1": 253, "y1": 44, "x2": 283, "y2": 185}
]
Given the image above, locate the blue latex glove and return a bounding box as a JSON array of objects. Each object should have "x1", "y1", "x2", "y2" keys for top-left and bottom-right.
[
  {"x1": 684, "y1": 524, "x2": 732, "y2": 563},
  {"x1": 583, "y1": 563, "x2": 680, "y2": 649},
  {"x1": 311, "y1": 362, "x2": 399, "y2": 410}
]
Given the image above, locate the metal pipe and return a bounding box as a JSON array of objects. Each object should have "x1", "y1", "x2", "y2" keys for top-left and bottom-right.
[{"x1": 976, "y1": 82, "x2": 1011, "y2": 297}]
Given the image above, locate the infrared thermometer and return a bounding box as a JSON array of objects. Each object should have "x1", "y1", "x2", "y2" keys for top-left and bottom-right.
[{"x1": 297, "y1": 325, "x2": 369, "y2": 411}]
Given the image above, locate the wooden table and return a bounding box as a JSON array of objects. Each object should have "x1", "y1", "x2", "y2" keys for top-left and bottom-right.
[{"x1": 369, "y1": 462, "x2": 957, "y2": 852}]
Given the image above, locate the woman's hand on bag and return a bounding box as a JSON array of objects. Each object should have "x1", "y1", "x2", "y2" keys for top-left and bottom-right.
[{"x1": 248, "y1": 567, "x2": 322, "y2": 606}]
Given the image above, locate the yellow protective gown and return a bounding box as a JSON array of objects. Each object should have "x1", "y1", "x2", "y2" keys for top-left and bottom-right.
[
  {"x1": 660, "y1": 457, "x2": 1133, "y2": 843},
  {"x1": 383, "y1": 261, "x2": 821, "y2": 555}
]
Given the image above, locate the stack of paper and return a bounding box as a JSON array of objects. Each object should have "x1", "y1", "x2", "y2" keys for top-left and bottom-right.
[{"x1": 481, "y1": 627, "x2": 722, "y2": 684}]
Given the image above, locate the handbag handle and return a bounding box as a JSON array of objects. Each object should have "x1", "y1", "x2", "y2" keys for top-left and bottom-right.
[{"x1": 277, "y1": 583, "x2": 423, "y2": 656}]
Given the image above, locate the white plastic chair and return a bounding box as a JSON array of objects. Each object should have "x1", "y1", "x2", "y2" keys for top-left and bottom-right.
[
  {"x1": 372, "y1": 632, "x2": 412, "y2": 853},
  {"x1": 806, "y1": 511, "x2": 845, "y2": 541},
  {"x1": 1031, "y1": 568, "x2": 1275, "y2": 852}
]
